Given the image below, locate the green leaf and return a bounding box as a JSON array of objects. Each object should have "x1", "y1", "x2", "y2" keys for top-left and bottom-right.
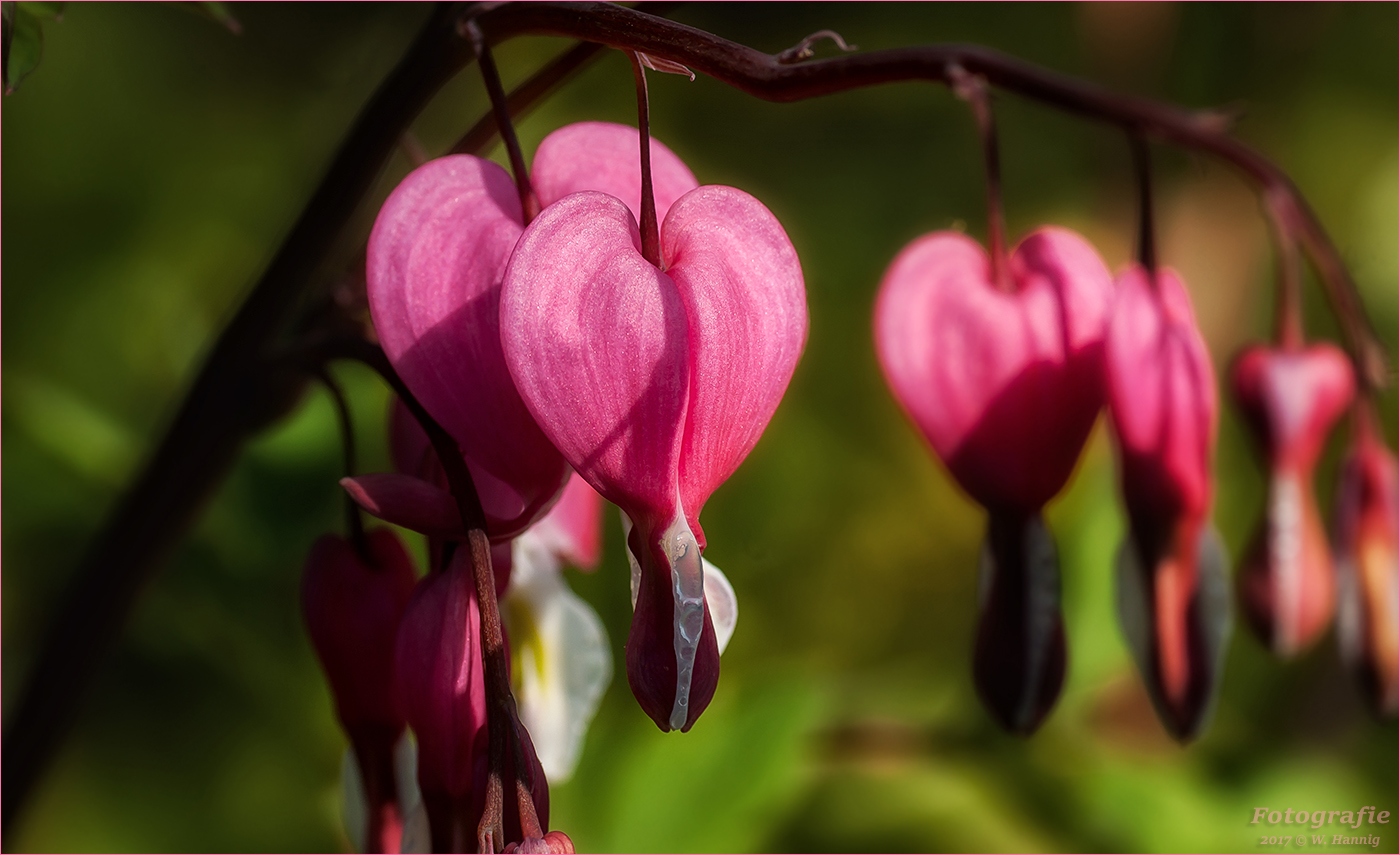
[{"x1": 4, "y1": 2, "x2": 44, "y2": 95}]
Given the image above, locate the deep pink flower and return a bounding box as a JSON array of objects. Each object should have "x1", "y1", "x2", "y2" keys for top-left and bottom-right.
[
  {"x1": 358, "y1": 123, "x2": 697, "y2": 543},
  {"x1": 1231, "y1": 342, "x2": 1354, "y2": 656},
  {"x1": 393, "y1": 549, "x2": 549, "y2": 851},
  {"x1": 1105, "y1": 263, "x2": 1227, "y2": 741},
  {"x1": 301, "y1": 529, "x2": 419, "y2": 852},
  {"x1": 1332, "y1": 420, "x2": 1399, "y2": 717},
  {"x1": 368, "y1": 156, "x2": 565, "y2": 540},
  {"x1": 501, "y1": 183, "x2": 806, "y2": 732},
  {"x1": 874, "y1": 227, "x2": 1113, "y2": 513},
  {"x1": 873, "y1": 226, "x2": 1111, "y2": 734}
]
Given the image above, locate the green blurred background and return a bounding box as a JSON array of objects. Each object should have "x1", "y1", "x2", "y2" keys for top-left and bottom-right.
[{"x1": 4, "y1": 3, "x2": 1396, "y2": 851}]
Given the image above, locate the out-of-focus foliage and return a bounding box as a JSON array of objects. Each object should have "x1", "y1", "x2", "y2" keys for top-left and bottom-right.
[{"x1": 3, "y1": 4, "x2": 1395, "y2": 852}]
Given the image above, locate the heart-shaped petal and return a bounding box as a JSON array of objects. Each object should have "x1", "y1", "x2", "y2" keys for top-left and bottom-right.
[
  {"x1": 1231, "y1": 343, "x2": 1355, "y2": 470},
  {"x1": 369, "y1": 155, "x2": 568, "y2": 540},
  {"x1": 502, "y1": 185, "x2": 805, "y2": 731},
  {"x1": 302, "y1": 529, "x2": 418, "y2": 731},
  {"x1": 1230, "y1": 343, "x2": 1353, "y2": 657},
  {"x1": 502, "y1": 190, "x2": 689, "y2": 526},
  {"x1": 1105, "y1": 264, "x2": 1218, "y2": 544},
  {"x1": 875, "y1": 227, "x2": 1112, "y2": 513},
  {"x1": 665, "y1": 185, "x2": 808, "y2": 538},
  {"x1": 393, "y1": 549, "x2": 485, "y2": 801},
  {"x1": 533, "y1": 121, "x2": 699, "y2": 222}
]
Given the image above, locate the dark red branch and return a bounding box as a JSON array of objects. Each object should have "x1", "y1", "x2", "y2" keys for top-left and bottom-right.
[{"x1": 469, "y1": 1, "x2": 1387, "y2": 392}]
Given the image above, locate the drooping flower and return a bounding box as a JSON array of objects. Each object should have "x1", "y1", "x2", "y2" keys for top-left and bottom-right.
[
  {"x1": 367, "y1": 156, "x2": 567, "y2": 540},
  {"x1": 874, "y1": 227, "x2": 1113, "y2": 734},
  {"x1": 501, "y1": 182, "x2": 806, "y2": 731},
  {"x1": 1332, "y1": 412, "x2": 1399, "y2": 718},
  {"x1": 301, "y1": 529, "x2": 419, "y2": 852},
  {"x1": 502, "y1": 473, "x2": 613, "y2": 782},
  {"x1": 354, "y1": 122, "x2": 699, "y2": 544},
  {"x1": 393, "y1": 549, "x2": 550, "y2": 852},
  {"x1": 1105, "y1": 263, "x2": 1229, "y2": 742},
  {"x1": 1230, "y1": 342, "x2": 1354, "y2": 656}
]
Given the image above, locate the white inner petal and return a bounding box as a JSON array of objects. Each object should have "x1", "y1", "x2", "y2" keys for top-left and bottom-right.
[
  {"x1": 702, "y1": 557, "x2": 738, "y2": 655},
  {"x1": 508, "y1": 532, "x2": 613, "y2": 782}
]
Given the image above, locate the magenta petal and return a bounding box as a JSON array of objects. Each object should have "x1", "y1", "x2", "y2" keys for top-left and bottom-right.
[
  {"x1": 533, "y1": 121, "x2": 699, "y2": 222},
  {"x1": 368, "y1": 155, "x2": 567, "y2": 538},
  {"x1": 501, "y1": 190, "x2": 690, "y2": 527},
  {"x1": 341, "y1": 474, "x2": 464, "y2": 540},
  {"x1": 874, "y1": 228, "x2": 1112, "y2": 512},
  {"x1": 1105, "y1": 264, "x2": 1217, "y2": 527},
  {"x1": 664, "y1": 186, "x2": 808, "y2": 537},
  {"x1": 301, "y1": 530, "x2": 418, "y2": 730},
  {"x1": 1231, "y1": 343, "x2": 1355, "y2": 470},
  {"x1": 393, "y1": 550, "x2": 486, "y2": 800}
]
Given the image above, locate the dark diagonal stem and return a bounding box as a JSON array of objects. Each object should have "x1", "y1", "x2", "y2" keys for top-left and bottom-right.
[
  {"x1": 950, "y1": 64, "x2": 1008, "y2": 291},
  {"x1": 629, "y1": 50, "x2": 661, "y2": 268},
  {"x1": 464, "y1": 18, "x2": 541, "y2": 223},
  {"x1": 317, "y1": 368, "x2": 369, "y2": 560}
]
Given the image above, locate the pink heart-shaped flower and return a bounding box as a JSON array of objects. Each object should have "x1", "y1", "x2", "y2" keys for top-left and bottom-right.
[
  {"x1": 501, "y1": 186, "x2": 806, "y2": 731},
  {"x1": 1105, "y1": 263, "x2": 1225, "y2": 741},
  {"x1": 1106, "y1": 264, "x2": 1218, "y2": 533},
  {"x1": 1231, "y1": 343, "x2": 1355, "y2": 470},
  {"x1": 1230, "y1": 342, "x2": 1354, "y2": 657},
  {"x1": 874, "y1": 227, "x2": 1112, "y2": 513},
  {"x1": 368, "y1": 155, "x2": 568, "y2": 540}
]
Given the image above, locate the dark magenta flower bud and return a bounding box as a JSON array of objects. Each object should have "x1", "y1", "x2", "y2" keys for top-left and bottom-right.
[
  {"x1": 1231, "y1": 342, "x2": 1354, "y2": 656},
  {"x1": 1332, "y1": 419, "x2": 1398, "y2": 718},
  {"x1": 1105, "y1": 264, "x2": 1229, "y2": 742},
  {"x1": 393, "y1": 550, "x2": 549, "y2": 851},
  {"x1": 301, "y1": 529, "x2": 419, "y2": 852}
]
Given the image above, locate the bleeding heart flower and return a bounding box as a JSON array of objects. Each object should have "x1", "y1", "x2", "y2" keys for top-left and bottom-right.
[
  {"x1": 1231, "y1": 342, "x2": 1355, "y2": 656},
  {"x1": 361, "y1": 122, "x2": 697, "y2": 542},
  {"x1": 502, "y1": 474, "x2": 613, "y2": 782},
  {"x1": 1332, "y1": 417, "x2": 1399, "y2": 718},
  {"x1": 874, "y1": 226, "x2": 1112, "y2": 734},
  {"x1": 368, "y1": 154, "x2": 566, "y2": 539},
  {"x1": 874, "y1": 227, "x2": 1113, "y2": 513},
  {"x1": 501, "y1": 183, "x2": 806, "y2": 732},
  {"x1": 393, "y1": 549, "x2": 550, "y2": 852},
  {"x1": 301, "y1": 529, "x2": 419, "y2": 852},
  {"x1": 1105, "y1": 263, "x2": 1229, "y2": 742}
]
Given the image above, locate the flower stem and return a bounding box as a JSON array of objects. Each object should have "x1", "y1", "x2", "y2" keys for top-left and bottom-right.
[
  {"x1": 1128, "y1": 131, "x2": 1158, "y2": 285},
  {"x1": 1264, "y1": 187, "x2": 1304, "y2": 350},
  {"x1": 335, "y1": 338, "x2": 544, "y2": 852},
  {"x1": 629, "y1": 50, "x2": 662, "y2": 269},
  {"x1": 464, "y1": 18, "x2": 541, "y2": 223},
  {"x1": 317, "y1": 367, "x2": 370, "y2": 563},
  {"x1": 951, "y1": 65, "x2": 1009, "y2": 292}
]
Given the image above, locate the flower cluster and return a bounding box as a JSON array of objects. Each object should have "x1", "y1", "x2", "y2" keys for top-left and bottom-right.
[{"x1": 303, "y1": 120, "x2": 804, "y2": 852}]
